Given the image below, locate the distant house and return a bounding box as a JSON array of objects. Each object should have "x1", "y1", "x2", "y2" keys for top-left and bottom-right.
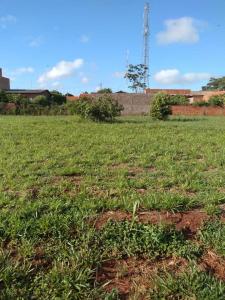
[
  {"x1": 6, "y1": 89, "x2": 51, "y2": 100},
  {"x1": 0, "y1": 68, "x2": 10, "y2": 90}
]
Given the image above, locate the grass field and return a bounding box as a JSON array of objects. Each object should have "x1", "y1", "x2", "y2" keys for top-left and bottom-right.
[{"x1": 0, "y1": 115, "x2": 225, "y2": 299}]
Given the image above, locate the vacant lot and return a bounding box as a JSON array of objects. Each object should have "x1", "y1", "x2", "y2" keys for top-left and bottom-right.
[{"x1": 0, "y1": 116, "x2": 224, "y2": 299}]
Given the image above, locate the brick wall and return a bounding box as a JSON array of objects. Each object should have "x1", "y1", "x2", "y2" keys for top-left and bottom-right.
[{"x1": 171, "y1": 105, "x2": 225, "y2": 116}]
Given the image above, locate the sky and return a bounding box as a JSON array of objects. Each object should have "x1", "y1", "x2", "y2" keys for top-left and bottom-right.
[{"x1": 1, "y1": 0, "x2": 225, "y2": 95}]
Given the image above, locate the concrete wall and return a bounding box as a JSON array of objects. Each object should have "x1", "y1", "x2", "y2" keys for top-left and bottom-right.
[
  {"x1": 0, "y1": 77, "x2": 10, "y2": 90},
  {"x1": 145, "y1": 88, "x2": 191, "y2": 95},
  {"x1": 0, "y1": 68, "x2": 10, "y2": 90},
  {"x1": 94, "y1": 93, "x2": 153, "y2": 115},
  {"x1": 172, "y1": 105, "x2": 225, "y2": 116}
]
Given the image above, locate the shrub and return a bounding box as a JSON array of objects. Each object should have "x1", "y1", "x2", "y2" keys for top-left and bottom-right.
[
  {"x1": 72, "y1": 95, "x2": 123, "y2": 122},
  {"x1": 150, "y1": 93, "x2": 172, "y2": 120},
  {"x1": 0, "y1": 90, "x2": 9, "y2": 103},
  {"x1": 50, "y1": 90, "x2": 66, "y2": 105},
  {"x1": 192, "y1": 101, "x2": 210, "y2": 107},
  {"x1": 208, "y1": 95, "x2": 225, "y2": 107},
  {"x1": 169, "y1": 95, "x2": 189, "y2": 105},
  {"x1": 88, "y1": 95, "x2": 123, "y2": 121},
  {"x1": 33, "y1": 95, "x2": 51, "y2": 107},
  {"x1": 69, "y1": 96, "x2": 92, "y2": 118}
]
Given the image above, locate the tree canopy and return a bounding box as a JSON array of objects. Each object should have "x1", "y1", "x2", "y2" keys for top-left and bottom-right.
[
  {"x1": 124, "y1": 64, "x2": 148, "y2": 93},
  {"x1": 202, "y1": 77, "x2": 225, "y2": 91}
]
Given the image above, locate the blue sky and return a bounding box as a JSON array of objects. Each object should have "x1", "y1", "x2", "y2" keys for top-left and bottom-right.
[{"x1": 1, "y1": 0, "x2": 225, "y2": 95}]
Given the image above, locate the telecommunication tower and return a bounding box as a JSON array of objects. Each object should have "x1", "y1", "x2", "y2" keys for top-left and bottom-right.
[{"x1": 143, "y1": 2, "x2": 150, "y2": 88}]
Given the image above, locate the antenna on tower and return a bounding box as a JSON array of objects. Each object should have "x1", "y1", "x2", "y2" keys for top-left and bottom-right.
[
  {"x1": 125, "y1": 49, "x2": 130, "y2": 69},
  {"x1": 143, "y1": 2, "x2": 150, "y2": 90}
]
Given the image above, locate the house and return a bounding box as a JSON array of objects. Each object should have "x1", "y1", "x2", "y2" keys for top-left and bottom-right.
[
  {"x1": 6, "y1": 89, "x2": 51, "y2": 100},
  {"x1": 0, "y1": 68, "x2": 10, "y2": 90}
]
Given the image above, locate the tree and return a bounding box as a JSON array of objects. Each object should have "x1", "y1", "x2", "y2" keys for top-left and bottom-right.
[
  {"x1": 124, "y1": 64, "x2": 148, "y2": 93},
  {"x1": 33, "y1": 95, "x2": 50, "y2": 107},
  {"x1": 0, "y1": 90, "x2": 9, "y2": 103},
  {"x1": 202, "y1": 77, "x2": 225, "y2": 91},
  {"x1": 7, "y1": 94, "x2": 29, "y2": 106},
  {"x1": 98, "y1": 88, "x2": 112, "y2": 94},
  {"x1": 50, "y1": 90, "x2": 66, "y2": 105}
]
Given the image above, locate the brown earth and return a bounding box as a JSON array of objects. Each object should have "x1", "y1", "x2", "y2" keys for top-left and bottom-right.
[
  {"x1": 97, "y1": 252, "x2": 225, "y2": 298},
  {"x1": 96, "y1": 256, "x2": 187, "y2": 299},
  {"x1": 94, "y1": 209, "x2": 212, "y2": 237},
  {"x1": 200, "y1": 251, "x2": 225, "y2": 281}
]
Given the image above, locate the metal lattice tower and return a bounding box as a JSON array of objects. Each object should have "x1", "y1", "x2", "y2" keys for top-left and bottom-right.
[{"x1": 143, "y1": 2, "x2": 150, "y2": 88}]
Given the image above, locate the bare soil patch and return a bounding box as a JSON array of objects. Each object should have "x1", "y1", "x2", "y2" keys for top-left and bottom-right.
[
  {"x1": 94, "y1": 209, "x2": 210, "y2": 237},
  {"x1": 200, "y1": 251, "x2": 225, "y2": 281},
  {"x1": 96, "y1": 256, "x2": 187, "y2": 299},
  {"x1": 109, "y1": 164, "x2": 157, "y2": 178}
]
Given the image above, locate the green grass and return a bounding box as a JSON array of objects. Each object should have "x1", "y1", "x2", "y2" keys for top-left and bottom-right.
[{"x1": 0, "y1": 115, "x2": 225, "y2": 299}]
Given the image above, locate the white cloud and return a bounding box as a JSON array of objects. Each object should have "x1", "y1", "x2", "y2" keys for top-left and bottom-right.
[
  {"x1": 80, "y1": 35, "x2": 89, "y2": 43},
  {"x1": 0, "y1": 15, "x2": 17, "y2": 29},
  {"x1": 38, "y1": 59, "x2": 84, "y2": 84},
  {"x1": 52, "y1": 81, "x2": 62, "y2": 89},
  {"x1": 12, "y1": 67, "x2": 34, "y2": 75},
  {"x1": 113, "y1": 71, "x2": 125, "y2": 78},
  {"x1": 81, "y1": 76, "x2": 89, "y2": 84},
  {"x1": 157, "y1": 17, "x2": 203, "y2": 45},
  {"x1": 29, "y1": 36, "x2": 43, "y2": 47},
  {"x1": 154, "y1": 69, "x2": 211, "y2": 85}
]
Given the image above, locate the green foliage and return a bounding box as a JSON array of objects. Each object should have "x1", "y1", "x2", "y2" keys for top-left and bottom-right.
[
  {"x1": 208, "y1": 95, "x2": 225, "y2": 107},
  {"x1": 50, "y1": 90, "x2": 66, "y2": 105},
  {"x1": 149, "y1": 267, "x2": 225, "y2": 300},
  {"x1": 0, "y1": 90, "x2": 9, "y2": 103},
  {"x1": 124, "y1": 64, "x2": 148, "y2": 92},
  {"x1": 72, "y1": 94, "x2": 123, "y2": 122},
  {"x1": 199, "y1": 220, "x2": 225, "y2": 256},
  {"x1": 97, "y1": 88, "x2": 112, "y2": 94},
  {"x1": 169, "y1": 94, "x2": 189, "y2": 105},
  {"x1": 98, "y1": 221, "x2": 202, "y2": 259},
  {"x1": 0, "y1": 116, "x2": 225, "y2": 298},
  {"x1": 202, "y1": 76, "x2": 225, "y2": 91},
  {"x1": 33, "y1": 95, "x2": 51, "y2": 107},
  {"x1": 150, "y1": 93, "x2": 172, "y2": 120},
  {"x1": 192, "y1": 101, "x2": 210, "y2": 107}
]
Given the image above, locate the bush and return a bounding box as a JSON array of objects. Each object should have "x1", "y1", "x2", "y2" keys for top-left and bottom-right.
[
  {"x1": 169, "y1": 95, "x2": 189, "y2": 105},
  {"x1": 208, "y1": 95, "x2": 225, "y2": 107},
  {"x1": 50, "y1": 90, "x2": 66, "y2": 105},
  {"x1": 69, "y1": 95, "x2": 92, "y2": 118},
  {"x1": 72, "y1": 95, "x2": 123, "y2": 122},
  {"x1": 33, "y1": 95, "x2": 51, "y2": 107},
  {"x1": 192, "y1": 101, "x2": 210, "y2": 107},
  {"x1": 0, "y1": 90, "x2": 9, "y2": 103},
  {"x1": 150, "y1": 93, "x2": 172, "y2": 120}
]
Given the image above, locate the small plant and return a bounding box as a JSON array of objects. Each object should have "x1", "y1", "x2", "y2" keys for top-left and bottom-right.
[
  {"x1": 208, "y1": 95, "x2": 225, "y2": 107},
  {"x1": 150, "y1": 93, "x2": 172, "y2": 120}
]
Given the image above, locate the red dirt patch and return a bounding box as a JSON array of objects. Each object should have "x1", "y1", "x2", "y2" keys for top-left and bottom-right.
[
  {"x1": 95, "y1": 211, "x2": 132, "y2": 230},
  {"x1": 200, "y1": 251, "x2": 225, "y2": 281},
  {"x1": 96, "y1": 256, "x2": 187, "y2": 298},
  {"x1": 94, "y1": 209, "x2": 209, "y2": 237},
  {"x1": 30, "y1": 247, "x2": 52, "y2": 269}
]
